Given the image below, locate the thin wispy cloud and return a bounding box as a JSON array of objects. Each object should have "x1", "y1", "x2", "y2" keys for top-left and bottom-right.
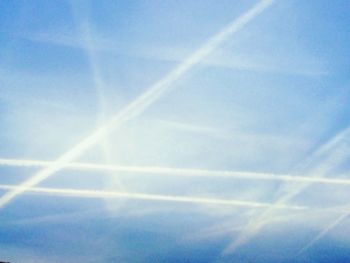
[
  {"x1": 185, "y1": 215, "x2": 290, "y2": 242},
  {"x1": 156, "y1": 119, "x2": 229, "y2": 138},
  {"x1": 4, "y1": 208, "x2": 106, "y2": 226},
  {"x1": 15, "y1": 21, "x2": 329, "y2": 77}
]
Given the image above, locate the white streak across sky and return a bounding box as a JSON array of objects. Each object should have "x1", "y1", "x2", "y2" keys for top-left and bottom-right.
[
  {"x1": 1, "y1": 184, "x2": 349, "y2": 214},
  {"x1": 1, "y1": 158, "x2": 350, "y2": 186},
  {"x1": 0, "y1": 0, "x2": 275, "y2": 209},
  {"x1": 0, "y1": 184, "x2": 304, "y2": 210}
]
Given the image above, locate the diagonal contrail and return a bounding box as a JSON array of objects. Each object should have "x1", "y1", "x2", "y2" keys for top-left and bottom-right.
[
  {"x1": 298, "y1": 212, "x2": 350, "y2": 254},
  {"x1": 222, "y1": 125, "x2": 350, "y2": 254},
  {"x1": 295, "y1": 131, "x2": 350, "y2": 254},
  {"x1": 0, "y1": 0, "x2": 275, "y2": 209},
  {"x1": 0, "y1": 184, "x2": 304, "y2": 210},
  {"x1": 1, "y1": 158, "x2": 350, "y2": 186}
]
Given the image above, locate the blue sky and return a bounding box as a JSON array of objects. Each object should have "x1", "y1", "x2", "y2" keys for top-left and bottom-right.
[{"x1": 0, "y1": 0, "x2": 350, "y2": 262}]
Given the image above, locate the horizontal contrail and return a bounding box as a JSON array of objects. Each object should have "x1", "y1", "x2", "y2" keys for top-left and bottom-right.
[
  {"x1": 0, "y1": 0, "x2": 275, "y2": 209},
  {"x1": 1, "y1": 158, "x2": 350, "y2": 186},
  {"x1": 0, "y1": 184, "x2": 304, "y2": 210}
]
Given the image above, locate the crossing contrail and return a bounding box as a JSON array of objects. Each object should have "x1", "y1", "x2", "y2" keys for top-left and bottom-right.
[
  {"x1": 1, "y1": 158, "x2": 350, "y2": 186},
  {"x1": 0, "y1": 184, "x2": 304, "y2": 210},
  {"x1": 222, "y1": 125, "x2": 350, "y2": 254},
  {"x1": 0, "y1": 0, "x2": 275, "y2": 209},
  {"x1": 295, "y1": 129, "x2": 350, "y2": 254}
]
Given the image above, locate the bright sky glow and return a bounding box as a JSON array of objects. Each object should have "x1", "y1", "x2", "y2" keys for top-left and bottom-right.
[{"x1": 0, "y1": 1, "x2": 350, "y2": 262}]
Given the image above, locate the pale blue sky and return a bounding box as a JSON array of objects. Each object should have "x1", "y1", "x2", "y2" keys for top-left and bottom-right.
[{"x1": 0, "y1": 1, "x2": 350, "y2": 262}]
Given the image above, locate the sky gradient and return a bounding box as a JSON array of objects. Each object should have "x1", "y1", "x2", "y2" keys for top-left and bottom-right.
[{"x1": 0, "y1": 0, "x2": 350, "y2": 262}]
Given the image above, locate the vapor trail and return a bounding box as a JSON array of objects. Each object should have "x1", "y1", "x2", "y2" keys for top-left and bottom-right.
[
  {"x1": 0, "y1": 184, "x2": 304, "y2": 210},
  {"x1": 295, "y1": 129, "x2": 350, "y2": 253},
  {"x1": 222, "y1": 125, "x2": 350, "y2": 254},
  {"x1": 0, "y1": 0, "x2": 275, "y2": 209},
  {"x1": 1, "y1": 158, "x2": 350, "y2": 186},
  {"x1": 72, "y1": 2, "x2": 126, "y2": 192},
  {"x1": 298, "y1": 212, "x2": 350, "y2": 254}
]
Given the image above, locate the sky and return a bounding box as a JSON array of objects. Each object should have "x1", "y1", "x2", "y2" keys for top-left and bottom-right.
[{"x1": 0, "y1": 0, "x2": 350, "y2": 262}]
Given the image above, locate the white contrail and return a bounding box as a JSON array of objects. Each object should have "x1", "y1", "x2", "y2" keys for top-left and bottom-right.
[
  {"x1": 1, "y1": 158, "x2": 350, "y2": 186},
  {"x1": 72, "y1": 3, "x2": 126, "y2": 192},
  {"x1": 295, "y1": 129, "x2": 350, "y2": 253},
  {"x1": 0, "y1": 184, "x2": 304, "y2": 210},
  {"x1": 298, "y1": 212, "x2": 350, "y2": 254},
  {"x1": 0, "y1": 0, "x2": 275, "y2": 209},
  {"x1": 222, "y1": 125, "x2": 350, "y2": 254}
]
